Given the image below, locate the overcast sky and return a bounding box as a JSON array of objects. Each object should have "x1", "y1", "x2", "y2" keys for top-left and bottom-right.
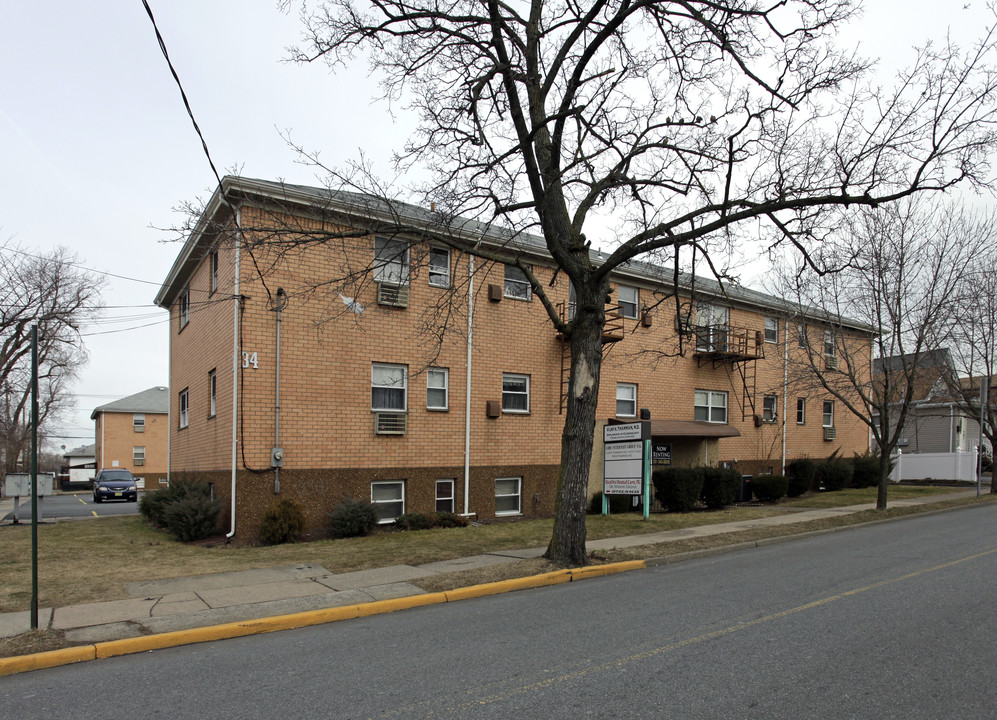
[{"x1": 0, "y1": 0, "x2": 991, "y2": 452}]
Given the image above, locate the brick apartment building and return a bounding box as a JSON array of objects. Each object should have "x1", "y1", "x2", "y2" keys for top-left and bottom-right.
[
  {"x1": 155, "y1": 177, "x2": 873, "y2": 540},
  {"x1": 91, "y1": 386, "x2": 169, "y2": 488}
]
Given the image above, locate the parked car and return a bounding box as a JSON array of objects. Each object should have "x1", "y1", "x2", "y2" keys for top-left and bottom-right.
[{"x1": 92, "y1": 469, "x2": 138, "y2": 503}]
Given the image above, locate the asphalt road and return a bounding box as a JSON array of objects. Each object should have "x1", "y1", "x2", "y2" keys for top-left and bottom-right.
[
  {"x1": 2, "y1": 491, "x2": 139, "y2": 523},
  {"x1": 4, "y1": 504, "x2": 997, "y2": 719}
]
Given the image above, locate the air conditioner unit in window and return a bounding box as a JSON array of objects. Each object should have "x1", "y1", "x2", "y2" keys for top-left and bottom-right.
[
  {"x1": 377, "y1": 282, "x2": 409, "y2": 308},
  {"x1": 824, "y1": 426, "x2": 837, "y2": 441},
  {"x1": 375, "y1": 412, "x2": 407, "y2": 435},
  {"x1": 134, "y1": 459, "x2": 144, "y2": 466},
  {"x1": 825, "y1": 355, "x2": 838, "y2": 370}
]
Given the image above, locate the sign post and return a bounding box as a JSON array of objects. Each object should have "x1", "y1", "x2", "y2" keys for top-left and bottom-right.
[{"x1": 602, "y1": 421, "x2": 652, "y2": 518}]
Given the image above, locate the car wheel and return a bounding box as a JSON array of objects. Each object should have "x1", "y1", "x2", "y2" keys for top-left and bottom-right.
[{"x1": 93, "y1": 495, "x2": 101, "y2": 503}]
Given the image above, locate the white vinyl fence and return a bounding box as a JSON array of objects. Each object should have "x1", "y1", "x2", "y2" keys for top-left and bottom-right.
[{"x1": 890, "y1": 448, "x2": 981, "y2": 483}]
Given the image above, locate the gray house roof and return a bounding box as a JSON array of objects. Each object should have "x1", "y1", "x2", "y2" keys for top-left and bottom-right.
[
  {"x1": 90, "y1": 386, "x2": 169, "y2": 420},
  {"x1": 64, "y1": 444, "x2": 95, "y2": 459},
  {"x1": 156, "y1": 176, "x2": 876, "y2": 334}
]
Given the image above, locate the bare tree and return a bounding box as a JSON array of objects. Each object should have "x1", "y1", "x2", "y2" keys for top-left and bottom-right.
[
  {"x1": 775, "y1": 199, "x2": 990, "y2": 509},
  {"x1": 0, "y1": 244, "x2": 104, "y2": 472},
  {"x1": 271, "y1": 0, "x2": 997, "y2": 563}
]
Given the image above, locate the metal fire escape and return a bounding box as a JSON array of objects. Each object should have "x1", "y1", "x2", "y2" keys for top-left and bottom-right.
[
  {"x1": 692, "y1": 324, "x2": 766, "y2": 419},
  {"x1": 557, "y1": 301, "x2": 625, "y2": 414}
]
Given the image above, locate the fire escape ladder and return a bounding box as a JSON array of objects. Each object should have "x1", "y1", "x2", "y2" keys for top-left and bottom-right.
[
  {"x1": 739, "y1": 356, "x2": 758, "y2": 420},
  {"x1": 556, "y1": 301, "x2": 625, "y2": 414}
]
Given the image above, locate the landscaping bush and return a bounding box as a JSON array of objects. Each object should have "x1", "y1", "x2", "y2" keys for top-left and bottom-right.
[
  {"x1": 850, "y1": 453, "x2": 881, "y2": 489},
  {"x1": 431, "y1": 512, "x2": 470, "y2": 528},
  {"x1": 394, "y1": 513, "x2": 434, "y2": 531},
  {"x1": 751, "y1": 474, "x2": 789, "y2": 502},
  {"x1": 329, "y1": 498, "x2": 379, "y2": 538},
  {"x1": 653, "y1": 467, "x2": 704, "y2": 513},
  {"x1": 259, "y1": 498, "x2": 306, "y2": 545},
  {"x1": 786, "y1": 458, "x2": 817, "y2": 497},
  {"x1": 817, "y1": 455, "x2": 853, "y2": 491},
  {"x1": 589, "y1": 491, "x2": 635, "y2": 514},
  {"x1": 161, "y1": 493, "x2": 222, "y2": 542},
  {"x1": 701, "y1": 467, "x2": 741, "y2": 509}
]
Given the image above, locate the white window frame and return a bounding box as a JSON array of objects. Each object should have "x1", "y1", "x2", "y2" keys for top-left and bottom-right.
[
  {"x1": 428, "y1": 247, "x2": 450, "y2": 288},
  {"x1": 616, "y1": 382, "x2": 637, "y2": 417},
  {"x1": 372, "y1": 363, "x2": 408, "y2": 412},
  {"x1": 765, "y1": 316, "x2": 779, "y2": 344},
  {"x1": 209, "y1": 369, "x2": 217, "y2": 418},
  {"x1": 504, "y1": 264, "x2": 532, "y2": 300},
  {"x1": 618, "y1": 285, "x2": 639, "y2": 319},
  {"x1": 796, "y1": 398, "x2": 806, "y2": 425},
  {"x1": 495, "y1": 477, "x2": 522, "y2": 516},
  {"x1": 179, "y1": 286, "x2": 190, "y2": 330},
  {"x1": 210, "y1": 250, "x2": 219, "y2": 293},
  {"x1": 762, "y1": 395, "x2": 778, "y2": 423},
  {"x1": 427, "y1": 367, "x2": 449, "y2": 410},
  {"x1": 822, "y1": 400, "x2": 834, "y2": 428},
  {"x1": 695, "y1": 302, "x2": 729, "y2": 352},
  {"x1": 179, "y1": 389, "x2": 189, "y2": 429},
  {"x1": 133, "y1": 413, "x2": 145, "y2": 433},
  {"x1": 133, "y1": 446, "x2": 146, "y2": 466},
  {"x1": 798, "y1": 323, "x2": 807, "y2": 349},
  {"x1": 436, "y1": 479, "x2": 455, "y2": 513},
  {"x1": 374, "y1": 236, "x2": 410, "y2": 285},
  {"x1": 502, "y1": 373, "x2": 530, "y2": 414},
  {"x1": 824, "y1": 328, "x2": 836, "y2": 358},
  {"x1": 371, "y1": 480, "x2": 405, "y2": 524},
  {"x1": 694, "y1": 389, "x2": 728, "y2": 424}
]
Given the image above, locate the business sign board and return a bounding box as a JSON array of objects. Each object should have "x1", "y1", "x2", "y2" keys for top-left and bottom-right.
[
  {"x1": 604, "y1": 441, "x2": 644, "y2": 494},
  {"x1": 651, "y1": 442, "x2": 672, "y2": 466},
  {"x1": 604, "y1": 422, "x2": 647, "y2": 443},
  {"x1": 3, "y1": 473, "x2": 54, "y2": 497}
]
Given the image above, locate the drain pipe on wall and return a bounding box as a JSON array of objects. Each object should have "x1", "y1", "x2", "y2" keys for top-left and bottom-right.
[
  {"x1": 227, "y1": 212, "x2": 242, "y2": 540},
  {"x1": 272, "y1": 288, "x2": 287, "y2": 494},
  {"x1": 463, "y1": 255, "x2": 474, "y2": 517},
  {"x1": 782, "y1": 326, "x2": 789, "y2": 475}
]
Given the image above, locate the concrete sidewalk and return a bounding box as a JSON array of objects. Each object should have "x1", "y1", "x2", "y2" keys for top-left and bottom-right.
[{"x1": 0, "y1": 490, "x2": 980, "y2": 646}]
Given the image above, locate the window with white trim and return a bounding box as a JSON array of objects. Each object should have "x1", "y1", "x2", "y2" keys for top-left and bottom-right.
[
  {"x1": 210, "y1": 250, "x2": 219, "y2": 293},
  {"x1": 694, "y1": 390, "x2": 728, "y2": 423},
  {"x1": 504, "y1": 264, "x2": 532, "y2": 300},
  {"x1": 495, "y1": 477, "x2": 522, "y2": 516},
  {"x1": 371, "y1": 481, "x2": 405, "y2": 524},
  {"x1": 133, "y1": 446, "x2": 146, "y2": 466},
  {"x1": 133, "y1": 414, "x2": 145, "y2": 433},
  {"x1": 765, "y1": 316, "x2": 779, "y2": 343},
  {"x1": 374, "y1": 237, "x2": 410, "y2": 285},
  {"x1": 178, "y1": 389, "x2": 189, "y2": 429},
  {"x1": 436, "y1": 479, "x2": 455, "y2": 513},
  {"x1": 427, "y1": 367, "x2": 449, "y2": 410},
  {"x1": 179, "y1": 286, "x2": 190, "y2": 330},
  {"x1": 502, "y1": 373, "x2": 530, "y2": 413},
  {"x1": 616, "y1": 383, "x2": 637, "y2": 417},
  {"x1": 695, "y1": 302, "x2": 729, "y2": 351},
  {"x1": 798, "y1": 323, "x2": 807, "y2": 349},
  {"x1": 428, "y1": 247, "x2": 450, "y2": 287},
  {"x1": 209, "y1": 369, "x2": 217, "y2": 418},
  {"x1": 762, "y1": 395, "x2": 778, "y2": 422},
  {"x1": 822, "y1": 400, "x2": 834, "y2": 427},
  {"x1": 618, "y1": 285, "x2": 638, "y2": 319},
  {"x1": 824, "y1": 328, "x2": 836, "y2": 358},
  {"x1": 796, "y1": 398, "x2": 806, "y2": 425},
  {"x1": 372, "y1": 363, "x2": 408, "y2": 411}
]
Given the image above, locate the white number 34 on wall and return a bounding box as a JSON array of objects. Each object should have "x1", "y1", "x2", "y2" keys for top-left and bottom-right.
[{"x1": 241, "y1": 351, "x2": 259, "y2": 369}]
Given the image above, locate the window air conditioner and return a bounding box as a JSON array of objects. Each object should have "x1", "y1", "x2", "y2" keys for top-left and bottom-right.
[
  {"x1": 824, "y1": 426, "x2": 837, "y2": 441},
  {"x1": 375, "y1": 412, "x2": 407, "y2": 435},
  {"x1": 377, "y1": 282, "x2": 409, "y2": 308}
]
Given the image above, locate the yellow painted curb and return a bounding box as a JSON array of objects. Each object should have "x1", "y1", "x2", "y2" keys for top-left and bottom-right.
[
  {"x1": 356, "y1": 592, "x2": 449, "y2": 617},
  {"x1": 445, "y1": 570, "x2": 573, "y2": 601},
  {"x1": 569, "y1": 560, "x2": 646, "y2": 580},
  {"x1": 0, "y1": 645, "x2": 95, "y2": 677}
]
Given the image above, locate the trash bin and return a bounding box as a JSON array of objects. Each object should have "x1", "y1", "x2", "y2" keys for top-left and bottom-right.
[{"x1": 738, "y1": 475, "x2": 753, "y2": 503}]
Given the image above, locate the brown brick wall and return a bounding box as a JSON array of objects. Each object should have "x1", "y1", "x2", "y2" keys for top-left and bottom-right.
[{"x1": 95, "y1": 411, "x2": 168, "y2": 486}]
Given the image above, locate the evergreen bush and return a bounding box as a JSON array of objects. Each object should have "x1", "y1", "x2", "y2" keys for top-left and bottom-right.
[
  {"x1": 329, "y1": 498, "x2": 379, "y2": 538},
  {"x1": 701, "y1": 467, "x2": 741, "y2": 509},
  {"x1": 817, "y1": 454, "x2": 853, "y2": 491},
  {"x1": 786, "y1": 458, "x2": 817, "y2": 497},
  {"x1": 431, "y1": 512, "x2": 469, "y2": 528},
  {"x1": 161, "y1": 493, "x2": 222, "y2": 542},
  {"x1": 259, "y1": 498, "x2": 306, "y2": 545},
  {"x1": 850, "y1": 453, "x2": 881, "y2": 488},
  {"x1": 751, "y1": 474, "x2": 789, "y2": 502},
  {"x1": 589, "y1": 491, "x2": 636, "y2": 514},
  {"x1": 394, "y1": 513, "x2": 434, "y2": 531},
  {"x1": 652, "y1": 467, "x2": 704, "y2": 513}
]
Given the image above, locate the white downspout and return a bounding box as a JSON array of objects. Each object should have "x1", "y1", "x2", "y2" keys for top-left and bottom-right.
[
  {"x1": 463, "y1": 255, "x2": 474, "y2": 516},
  {"x1": 227, "y1": 212, "x2": 242, "y2": 539},
  {"x1": 781, "y1": 324, "x2": 789, "y2": 475}
]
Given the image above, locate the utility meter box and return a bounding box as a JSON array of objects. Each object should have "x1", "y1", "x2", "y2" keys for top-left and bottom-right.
[{"x1": 3, "y1": 473, "x2": 54, "y2": 497}]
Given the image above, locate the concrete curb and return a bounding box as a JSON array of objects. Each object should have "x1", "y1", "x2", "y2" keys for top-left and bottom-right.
[{"x1": 0, "y1": 559, "x2": 647, "y2": 677}]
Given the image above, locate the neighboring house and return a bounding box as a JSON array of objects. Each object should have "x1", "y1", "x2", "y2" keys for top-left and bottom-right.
[
  {"x1": 154, "y1": 177, "x2": 874, "y2": 539},
  {"x1": 873, "y1": 350, "x2": 987, "y2": 454},
  {"x1": 61, "y1": 444, "x2": 96, "y2": 489},
  {"x1": 91, "y1": 387, "x2": 169, "y2": 488}
]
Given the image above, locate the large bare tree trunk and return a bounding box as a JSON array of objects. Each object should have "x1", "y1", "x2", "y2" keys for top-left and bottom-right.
[{"x1": 877, "y1": 457, "x2": 890, "y2": 510}]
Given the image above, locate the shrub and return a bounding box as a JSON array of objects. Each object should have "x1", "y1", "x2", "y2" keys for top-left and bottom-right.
[
  {"x1": 259, "y1": 498, "x2": 306, "y2": 545},
  {"x1": 394, "y1": 513, "x2": 434, "y2": 531},
  {"x1": 653, "y1": 467, "x2": 704, "y2": 513},
  {"x1": 431, "y1": 512, "x2": 469, "y2": 528},
  {"x1": 817, "y1": 456, "x2": 853, "y2": 491},
  {"x1": 751, "y1": 474, "x2": 789, "y2": 502},
  {"x1": 589, "y1": 491, "x2": 636, "y2": 514},
  {"x1": 786, "y1": 458, "x2": 817, "y2": 497},
  {"x1": 329, "y1": 498, "x2": 379, "y2": 538},
  {"x1": 850, "y1": 453, "x2": 881, "y2": 489},
  {"x1": 701, "y1": 467, "x2": 741, "y2": 509},
  {"x1": 161, "y1": 493, "x2": 222, "y2": 542}
]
